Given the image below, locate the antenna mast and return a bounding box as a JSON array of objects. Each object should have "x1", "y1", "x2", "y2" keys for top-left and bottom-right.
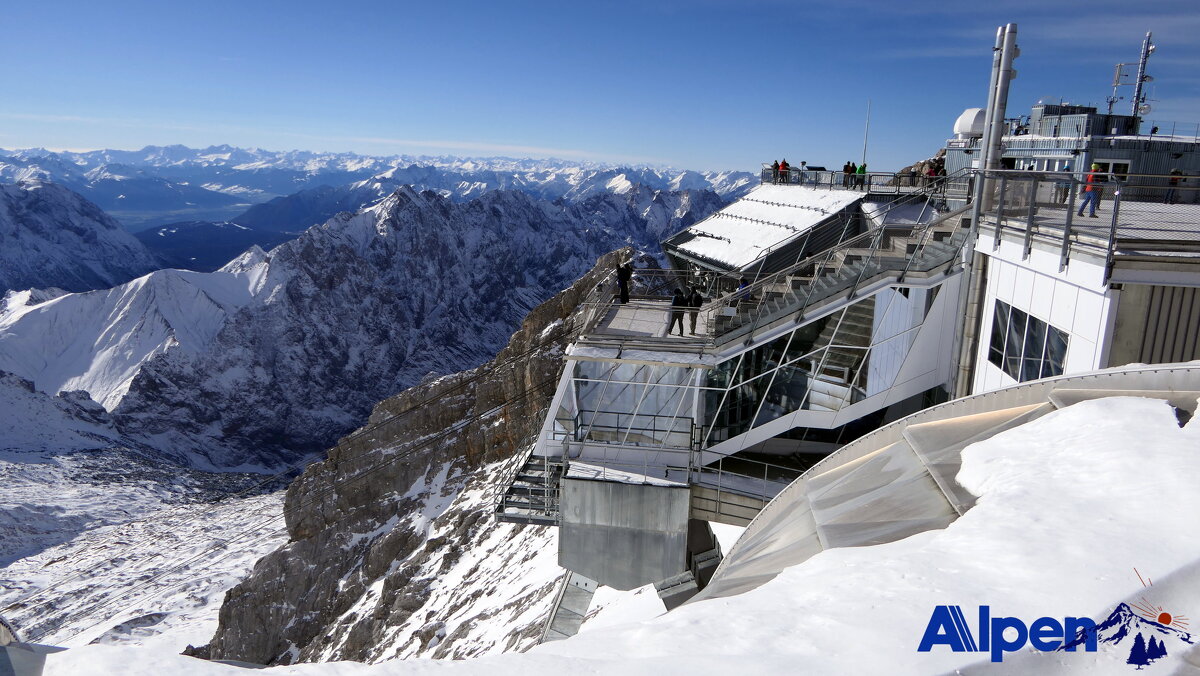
[
  {"x1": 1130, "y1": 31, "x2": 1154, "y2": 121},
  {"x1": 861, "y1": 99, "x2": 871, "y2": 166}
]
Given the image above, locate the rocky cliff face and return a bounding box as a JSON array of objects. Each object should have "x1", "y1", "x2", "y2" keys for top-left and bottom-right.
[
  {"x1": 206, "y1": 250, "x2": 627, "y2": 664},
  {"x1": 0, "y1": 181, "x2": 159, "y2": 294}
]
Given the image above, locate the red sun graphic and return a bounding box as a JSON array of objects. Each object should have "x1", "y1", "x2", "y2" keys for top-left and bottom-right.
[
  {"x1": 1132, "y1": 568, "x2": 1190, "y2": 631},
  {"x1": 1132, "y1": 598, "x2": 1190, "y2": 631}
]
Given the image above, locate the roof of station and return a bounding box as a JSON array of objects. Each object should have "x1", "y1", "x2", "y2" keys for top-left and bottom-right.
[{"x1": 663, "y1": 185, "x2": 863, "y2": 269}]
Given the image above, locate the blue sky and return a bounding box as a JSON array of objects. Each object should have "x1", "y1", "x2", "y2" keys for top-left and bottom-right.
[{"x1": 1, "y1": 0, "x2": 1198, "y2": 172}]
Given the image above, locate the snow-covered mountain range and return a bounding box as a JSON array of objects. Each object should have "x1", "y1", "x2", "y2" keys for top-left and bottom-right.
[
  {"x1": 0, "y1": 183, "x2": 719, "y2": 468},
  {"x1": 0, "y1": 145, "x2": 755, "y2": 233},
  {"x1": 0, "y1": 181, "x2": 159, "y2": 295}
]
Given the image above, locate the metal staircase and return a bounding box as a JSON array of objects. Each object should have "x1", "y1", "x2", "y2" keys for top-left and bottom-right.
[
  {"x1": 711, "y1": 206, "x2": 970, "y2": 346},
  {"x1": 493, "y1": 452, "x2": 565, "y2": 526}
]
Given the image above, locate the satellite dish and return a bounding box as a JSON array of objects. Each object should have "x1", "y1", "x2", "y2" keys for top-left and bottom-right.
[{"x1": 1139, "y1": 104, "x2": 1152, "y2": 115}]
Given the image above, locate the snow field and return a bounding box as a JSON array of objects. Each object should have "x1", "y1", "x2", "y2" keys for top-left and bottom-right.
[{"x1": 38, "y1": 396, "x2": 1200, "y2": 674}]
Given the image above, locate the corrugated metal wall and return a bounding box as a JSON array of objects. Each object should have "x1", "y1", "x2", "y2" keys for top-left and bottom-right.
[{"x1": 1137, "y1": 284, "x2": 1200, "y2": 363}]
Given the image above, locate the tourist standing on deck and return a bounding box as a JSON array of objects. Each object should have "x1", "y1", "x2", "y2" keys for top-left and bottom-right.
[
  {"x1": 1054, "y1": 164, "x2": 1072, "y2": 203},
  {"x1": 771, "y1": 160, "x2": 780, "y2": 184},
  {"x1": 1166, "y1": 169, "x2": 1183, "y2": 204},
  {"x1": 842, "y1": 162, "x2": 853, "y2": 188},
  {"x1": 669, "y1": 288, "x2": 687, "y2": 336},
  {"x1": 856, "y1": 163, "x2": 867, "y2": 189},
  {"x1": 1077, "y1": 164, "x2": 1103, "y2": 218},
  {"x1": 779, "y1": 159, "x2": 790, "y2": 184},
  {"x1": 686, "y1": 286, "x2": 705, "y2": 335},
  {"x1": 616, "y1": 260, "x2": 633, "y2": 304}
]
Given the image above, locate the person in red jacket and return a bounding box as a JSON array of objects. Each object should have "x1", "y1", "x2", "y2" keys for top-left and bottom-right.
[
  {"x1": 1077, "y1": 164, "x2": 1103, "y2": 218},
  {"x1": 778, "y1": 159, "x2": 790, "y2": 184}
]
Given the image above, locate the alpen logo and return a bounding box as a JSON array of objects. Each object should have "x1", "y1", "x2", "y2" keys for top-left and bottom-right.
[{"x1": 918, "y1": 569, "x2": 1194, "y2": 667}]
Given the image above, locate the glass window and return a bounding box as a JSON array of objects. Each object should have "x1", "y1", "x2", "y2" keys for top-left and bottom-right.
[
  {"x1": 1043, "y1": 323, "x2": 1069, "y2": 378},
  {"x1": 988, "y1": 302, "x2": 1009, "y2": 368},
  {"x1": 988, "y1": 300, "x2": 1070, "y2": 383}
]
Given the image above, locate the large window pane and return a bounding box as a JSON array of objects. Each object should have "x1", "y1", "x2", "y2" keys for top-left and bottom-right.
[
  {"x1": 988, "y1": 301, "x2": 1009, "y2": 368},
  {"x1": 755, "y1": 364, "x2": 809, "y2": 428},
  {"x1": 990, "y1": 300, "x2": 1070, "y2": 384},
  {"x1": 1003, "y1": 307, "x2": 1027, "y2": 381},
  {"x1": 1021, "y1": 321, "x2": 1047, "y2": 382},
  {"x1": 1043, "y1": 326, "x2": 1069, "y2": 378}
]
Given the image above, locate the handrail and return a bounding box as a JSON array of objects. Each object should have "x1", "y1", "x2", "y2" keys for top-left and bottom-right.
[{"x1": 971, "y1": 169, "x2": 1200, "y2": 281}]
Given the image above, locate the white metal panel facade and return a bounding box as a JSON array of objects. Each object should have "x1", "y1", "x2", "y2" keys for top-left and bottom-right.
[{"x1": 971, "y1": 236, "x2": 1115, "y2": 394}]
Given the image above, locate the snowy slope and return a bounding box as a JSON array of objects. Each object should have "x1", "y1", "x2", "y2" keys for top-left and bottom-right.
[
  {"x1": 0, "y1": 253, "x2": 268, "y2": 410},
  {"x1": 0, "y1": 371, "x2": 128, "y2": 456},
  {"x1": 0, "y1": 181, "x2": 159, "y2": 294},
  {"x1": 32, "y1": 395, "x2": 1200, "y2": 675},
  {"x1": 0, "y1": 472, "x2": 286, "y2": 649}
]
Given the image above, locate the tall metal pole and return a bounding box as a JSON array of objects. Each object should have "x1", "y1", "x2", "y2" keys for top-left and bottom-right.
[
  {"x1": 984, "y1": 25, "x2": 1019, "y2": 177},
  {"x1": 861, "y1": 99, "x2": 871, "y2": 167},
  {"x1": 954, "y1": 23, "x2": 1018, "y2": 399},
  {"x1": 1131, "y1": 31, "x2": 1153, "y2": 123}
]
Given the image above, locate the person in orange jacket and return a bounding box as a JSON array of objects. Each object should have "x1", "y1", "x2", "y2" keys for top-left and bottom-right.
[{"x1": 1077, "y1": 163, "x2": 1103, "y2": 218}]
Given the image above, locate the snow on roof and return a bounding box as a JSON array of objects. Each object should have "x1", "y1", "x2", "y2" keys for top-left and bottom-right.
[{"x1": 668, "y1": 185, "x2": 862, "y2": 269}]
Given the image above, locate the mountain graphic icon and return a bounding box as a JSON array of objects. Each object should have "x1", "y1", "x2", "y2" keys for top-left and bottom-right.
[{"x1": 1059, "y1": 602, "x2": 1194, "y2": 652}]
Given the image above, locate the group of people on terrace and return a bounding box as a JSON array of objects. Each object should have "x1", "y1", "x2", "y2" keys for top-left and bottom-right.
[
  {"x1": 770, "y1": 159, "x2": 807, "y2": 184},
  {"x1": 614, "y1": 259, "x2": 706, "y2": 337},
  {"x1": 841, "y1": 161, "x2": 867, "y2": 189}
]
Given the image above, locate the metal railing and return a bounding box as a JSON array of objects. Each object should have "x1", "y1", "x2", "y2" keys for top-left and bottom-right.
[
  {"x1": 691, "y1": 453, "x2": 805, "y2": 501},
  {"x1": 759, "y1": 167, "x2": 960, "y2": 195},
  {"x1": 555, "y1": 411, "x2": 696, "y2": 449},
  {"x1": 974, "y1": 169, "x2": 1200, "y2": 281}
]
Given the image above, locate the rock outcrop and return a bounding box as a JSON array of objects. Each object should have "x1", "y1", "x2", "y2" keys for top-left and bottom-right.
[{"x1": 207, "y1": 249, "x2": 628, "y2": 664}]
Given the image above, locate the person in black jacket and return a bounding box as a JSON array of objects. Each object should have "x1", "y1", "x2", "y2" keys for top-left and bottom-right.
[
  {"x1": 686, "y1": 286, "x2": 705, "y2": 335},
  {"x1": 616, "y1": 260, "x2": 633, "y2": 304},
  {"x1": 668, "y1": 288, "x2": 687, "y2": 336}
]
